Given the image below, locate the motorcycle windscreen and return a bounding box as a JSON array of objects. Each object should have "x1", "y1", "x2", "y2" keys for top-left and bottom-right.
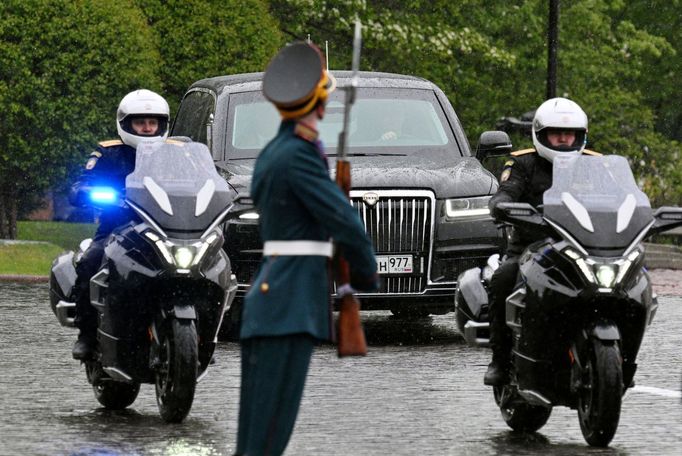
[
  {"x1": 125, "y1": 140, "x2": 234, "y2": 235},
  {"x1": 543, "y1": 154, "x2": 653, "y2": 254}
]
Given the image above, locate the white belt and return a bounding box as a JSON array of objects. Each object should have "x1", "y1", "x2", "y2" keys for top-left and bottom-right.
[{"x1": 263, "y1": 240, "x2": 334, "y2": 258}]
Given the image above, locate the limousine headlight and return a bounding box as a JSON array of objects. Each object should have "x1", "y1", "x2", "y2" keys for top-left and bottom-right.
[{"x1": 444, "y1": 196, "x2": 491, "y2": 219}]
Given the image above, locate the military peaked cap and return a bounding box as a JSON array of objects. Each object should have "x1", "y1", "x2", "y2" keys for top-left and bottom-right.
[{"x1": 263, "y1": 42, "x2": 336, "y2": 120}]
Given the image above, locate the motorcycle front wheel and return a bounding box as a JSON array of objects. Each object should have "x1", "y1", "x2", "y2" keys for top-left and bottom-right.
[
  {"x1": 494, "y1": 386, "x2": 552, "y2": 433},
  {"x1": 155, "y1": 319, "x2": 198, "y2": 423},
  {"x1": 87, "y1": 361, "x2": 140, "y2": 409},
  {"x1": 93, "y1": 380, "x2": 140, "y2": 409},
  {"x1": 577, "y1": 339, "x2": 623, "y2": 447}
]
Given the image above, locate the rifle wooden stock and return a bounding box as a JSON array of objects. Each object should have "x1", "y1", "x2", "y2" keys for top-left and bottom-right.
[
  {"x1": 335, "y1": 159, "x2": 368, "y2": 357},
  {"x1": 337, "y1": 293, "x2": 367, "y2": 356}
]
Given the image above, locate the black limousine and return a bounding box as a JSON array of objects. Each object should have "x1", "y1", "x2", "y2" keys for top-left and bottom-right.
[{"x1": 171, "y1": 71, "x2": 504, "y2": 327}]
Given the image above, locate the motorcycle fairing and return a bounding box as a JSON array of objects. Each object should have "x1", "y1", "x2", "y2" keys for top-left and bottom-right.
[
  {"x1": 543, "y1": 155, "x2": 653, "y2": 256},
  {"x1": 126, "y1": 141, "x2": 236, "y2": 238},
  {"x1": 508, "y1": 243, "x2": 653, "y2": 406}
]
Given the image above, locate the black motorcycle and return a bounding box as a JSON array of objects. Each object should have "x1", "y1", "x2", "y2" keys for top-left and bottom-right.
[
  {"x1": 49, "y1": 139, "x2": 237, "y2": 422},
  {"x1": 457, "y1": 154, "x2": 682, "y2": 446}
]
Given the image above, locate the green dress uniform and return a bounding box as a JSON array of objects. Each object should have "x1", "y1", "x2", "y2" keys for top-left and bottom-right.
[{"x1": 236, "y1": 120, "x2": 377, "y2": 456}]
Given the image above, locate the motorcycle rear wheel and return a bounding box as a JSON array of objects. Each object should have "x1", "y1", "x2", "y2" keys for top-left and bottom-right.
[
  {"x1": 155, "y1": 319, "x2": 198, "y2": 423},
  {"x1": 494, "y1": 386, "x2": 552, "y2": 433},
  {"x1": 578, "y1": 339, "x2": 623, "y2": 447}
]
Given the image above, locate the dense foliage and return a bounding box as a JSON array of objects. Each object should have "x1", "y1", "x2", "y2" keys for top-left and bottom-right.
[
  {"x1": 269, "y1": 0, "x2": 682, "y2": 204},
  {"x1": 1, "y1": 0, "x2": 682, "y2": 237},
  {"x1": 135, "y1": 0, "x2": 283, "y2": 113},
  {"x1": 0, "y1": 0, "x2": 161, "y2": 237},
  {"x1": 0, "y1": 0, "x2": 282, "y2": 237}
]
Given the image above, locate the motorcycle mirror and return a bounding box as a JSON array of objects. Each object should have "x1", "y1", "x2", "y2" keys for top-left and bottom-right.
[
  {"x1": 495, "y1": 202, "x2": 549, "y2": 232},
  {"x1": 649, "y1": 206, "x2": 682, "y2": 237},
  {"x1": 476, "y1": 131, "x2": 513, "y2": 161}
]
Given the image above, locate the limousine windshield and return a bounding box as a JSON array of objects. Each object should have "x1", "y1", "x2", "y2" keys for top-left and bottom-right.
[{"x1": 228, "y1": 87, "x2": 456, "y2": 158}]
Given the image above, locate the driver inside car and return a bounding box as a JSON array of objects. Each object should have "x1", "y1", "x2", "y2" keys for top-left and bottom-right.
[{"x1": 69, "y1": 89, "x2": 170, "y2": 360}]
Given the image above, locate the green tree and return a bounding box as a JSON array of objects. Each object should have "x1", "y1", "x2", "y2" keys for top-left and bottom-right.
[
  {"x1": 0, "y1": 0, "x2": 161, "y2": 238},
  {"x1": 135, "y1": 0, "x2": 284, "y2": 112},
  {"x1": 268, "y1": 0, "x2": 682, "y2": 204},
  {"x1": 618, "y1": 0, "x2": 682, "y2": 141}
]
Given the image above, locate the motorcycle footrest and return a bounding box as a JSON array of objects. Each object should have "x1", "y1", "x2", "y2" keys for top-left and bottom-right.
[
  {"x1": 55, "y1": 300, "x2": 76, "y2": 327},
  {"x1": 463, "y1": 320, "x2": 490, "y2": 347}
]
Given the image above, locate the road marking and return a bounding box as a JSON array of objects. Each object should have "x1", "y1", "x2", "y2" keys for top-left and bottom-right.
[{"x1": 631, "y1": 385, "x2": 681, "y2": 398}]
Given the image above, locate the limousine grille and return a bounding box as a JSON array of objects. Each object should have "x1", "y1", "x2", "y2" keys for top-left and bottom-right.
[{"x1": 349, "y1": 190, "x2": 435, "y2": 294}]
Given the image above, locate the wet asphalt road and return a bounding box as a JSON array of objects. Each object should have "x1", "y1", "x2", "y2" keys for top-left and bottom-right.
[{"x1": 1, "y1": 282, "x2": 682, "y2": 456}]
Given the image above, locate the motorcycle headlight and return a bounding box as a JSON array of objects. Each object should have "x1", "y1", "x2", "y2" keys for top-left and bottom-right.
[
  {"x1": 144, "y1": 230, "x2": 222, "y2": 271},
  {"x1": 562, "y1": 248, "x2": 641, "y2": 290},
  {"x1": 174, "y1": 247, "x2": 194, "y2": 269},
  {"x1": 239, "y1": 211, "x2": 260, "y2": 220},
  {"x1": 563, "y1": 248, "x2": 595, "y2": 283},
  {"x1": 444, "y1": 196, "x2": 491, "y2": 219},
  {"x1": 595, "y1": 265, "x2": 616, "y2": 289}
]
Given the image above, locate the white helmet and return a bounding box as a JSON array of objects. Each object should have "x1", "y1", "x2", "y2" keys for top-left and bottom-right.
[
  {"x1": 116, "y1": 89, "x2": 170, "y2": 148},
  {"x1": 532, "y1": 97, "x2": 588, "y2": 163}
]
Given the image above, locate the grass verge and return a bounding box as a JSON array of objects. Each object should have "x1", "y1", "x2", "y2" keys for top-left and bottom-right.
[
  {"x1": 0, "y1": 242, "x2": 66, "y2": 276},
  {"x1": 18, "y1": 221, "x2": 96, "y2": 250},
  {"x1": 0, "y1": 221, "x2": 96, "y2": 276}
]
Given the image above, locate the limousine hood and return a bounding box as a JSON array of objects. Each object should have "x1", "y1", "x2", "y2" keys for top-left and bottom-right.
[{"x1": 220, "y1": 155, "x2": 497, "y2": 199}]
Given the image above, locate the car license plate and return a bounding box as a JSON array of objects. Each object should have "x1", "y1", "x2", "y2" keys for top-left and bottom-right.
[{"x1": 376, "y1": 255, "x2": 413, "y2": 274}]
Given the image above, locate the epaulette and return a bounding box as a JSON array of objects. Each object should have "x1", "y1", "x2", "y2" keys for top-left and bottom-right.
[
  {"x1": 510, "y1": 148, "x2": 536, "y2": 157},
  {"x1": 294, "y1": 122, "x2": 319, "y2": 143},
  {"x1": 164, "y1": 139, "x2": 186, "y2": 146},
  {"x1": 98, "y1": 139, "x2": 123, "y2": 147},
  {"x1": 582, "y1": 149, "x2": 602, "y2": 156}
]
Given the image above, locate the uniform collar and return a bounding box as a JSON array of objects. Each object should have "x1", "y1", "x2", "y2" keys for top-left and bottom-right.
[{"x1": 293, "y1": 121, "x2": 319, "y2": 143}]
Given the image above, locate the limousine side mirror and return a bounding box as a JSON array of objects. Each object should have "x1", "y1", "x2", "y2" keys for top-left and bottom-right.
[{"x1": 476, "y1": 131, "x2": 513, "y2": 161}]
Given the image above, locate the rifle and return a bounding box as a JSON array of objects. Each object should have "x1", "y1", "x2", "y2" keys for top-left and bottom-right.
[{"x1": 335, "y1": 20, "x2": 367, "y2": 357}]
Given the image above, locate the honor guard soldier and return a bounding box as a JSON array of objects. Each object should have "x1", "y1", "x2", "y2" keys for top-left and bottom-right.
[
  {"x1": 69, "y1": 89, "x2": 170, "y2": 360},
  {"x1": 484, "y1": 97, "x2": 601, "y2": 386},
  {"x1": 235, "y1": 42, "x2": 378, "y2": 456}
]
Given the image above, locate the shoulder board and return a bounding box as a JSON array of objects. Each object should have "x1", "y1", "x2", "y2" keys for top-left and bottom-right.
[
  {"x1": 582, "y1": 149, "x2": 602, "y2": 156},
  {"x1": 510, "y1": 148, "x2": 536, "y2": 157},
  {"x1": 294, "y1": 122, "x2": 319, "y2": 143},
  {"x1": 164, "y1": 139, "x2": 186, "y2": 146},
  {"x1": 98, "y1": 139, "x2": 123, "y2": 147}
]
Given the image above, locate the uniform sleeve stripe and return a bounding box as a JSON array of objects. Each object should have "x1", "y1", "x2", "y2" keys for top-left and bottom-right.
[
  {"x1": 98, "y1": 139, "x2": 123, "y2": 147},
  {"x1": 510, "y1": 148, "x2": 536, "y2": 157}
]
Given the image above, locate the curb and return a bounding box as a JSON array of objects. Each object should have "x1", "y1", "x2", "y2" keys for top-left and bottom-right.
[{"x1": 0, "y1": 275, "x2": 50, "y2": 283}]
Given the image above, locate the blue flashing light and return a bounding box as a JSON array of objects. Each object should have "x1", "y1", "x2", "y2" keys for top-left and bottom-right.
[{"x1": 89, "y1": 187, "x2": 118, "y2": 204}]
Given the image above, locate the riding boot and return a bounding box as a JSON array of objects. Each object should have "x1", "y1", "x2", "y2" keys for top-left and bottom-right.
[
  {"x1": 484, "y1": 347, "x2": 511, "y2": 386},
  {"x1": 484, "y1": 292, "x2": 512, "y2": 386},
  {"x1": 72, "y1": 295, "x2": 98, "y2": 360},
  {"x1": 72, "y1": 330, "x2": 97, "y2": 360}
]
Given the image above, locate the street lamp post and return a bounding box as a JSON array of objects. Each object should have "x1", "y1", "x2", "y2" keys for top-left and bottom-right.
[{"x1": 547, "y1": 0, "x2": 559, "y2": 100}]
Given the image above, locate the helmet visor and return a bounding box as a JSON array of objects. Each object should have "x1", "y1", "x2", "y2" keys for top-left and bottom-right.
[
  {"x1": 120, "y1": 115, "x2": 169, "y2": 137},
  {"x1": 537, "y1": 128, "x2": 586, "y2": 153}
]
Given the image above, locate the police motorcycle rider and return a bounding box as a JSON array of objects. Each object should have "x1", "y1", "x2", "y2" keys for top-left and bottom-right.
[
  {"x1": 483, "y1": 97, "x2": 599, "y2": 386},
  {"x1": 69, "y1": 89, "x2": 170, "y2": 360}
]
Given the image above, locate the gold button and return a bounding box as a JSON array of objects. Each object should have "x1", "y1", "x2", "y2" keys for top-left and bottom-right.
[{"x1": 260, "y1": 282, "x2": 270, "y2": 293}]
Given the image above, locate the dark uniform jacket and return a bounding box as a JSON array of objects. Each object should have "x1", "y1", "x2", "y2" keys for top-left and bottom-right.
[
  {"x1": 69, "y1": 140, "x2": 138, "y2": 241},
  {"x1": 242, "y1": 121, "x2": 377, "y2": 341},
  {"x1": 489, "y1": 148, "x2": 600, "y2": 255}
]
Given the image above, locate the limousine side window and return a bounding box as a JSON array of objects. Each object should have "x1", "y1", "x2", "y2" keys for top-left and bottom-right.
[{"x1": 172, "y1": 89, "x2": 216, "y2": 151}]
